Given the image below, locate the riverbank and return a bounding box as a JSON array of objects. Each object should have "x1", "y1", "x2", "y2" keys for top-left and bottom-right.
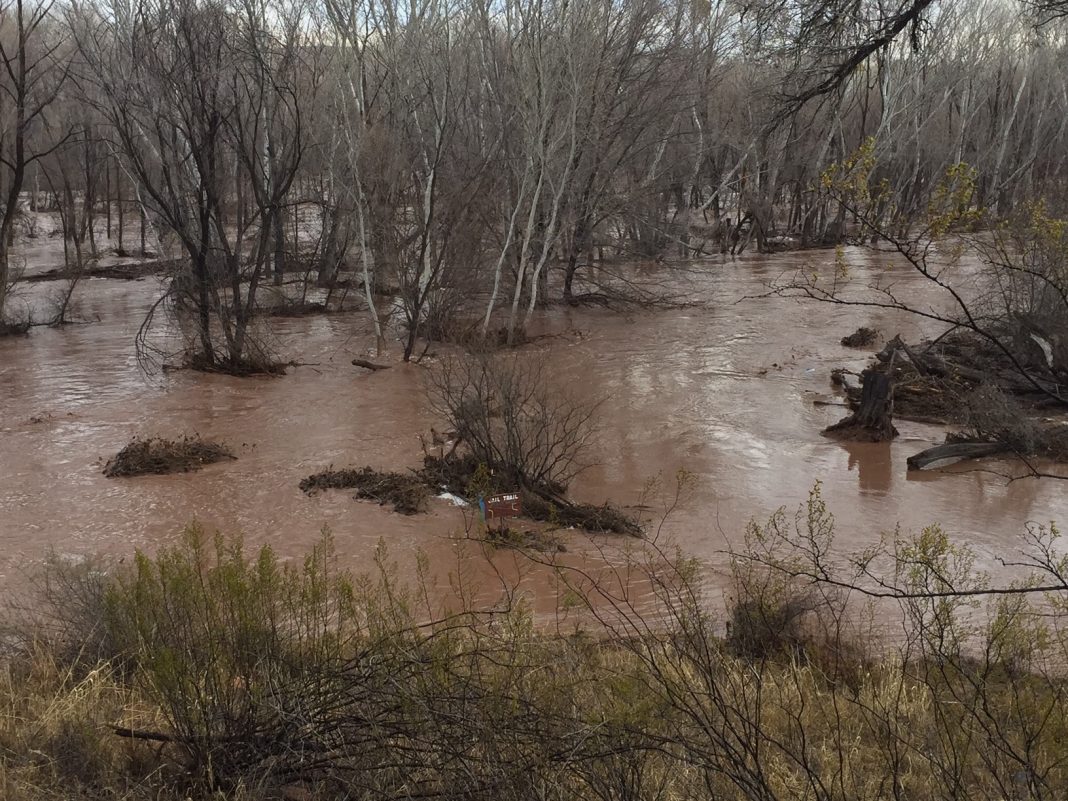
[{"x1": 3, "y1": 518, "x2": 1066, "y2": 801}]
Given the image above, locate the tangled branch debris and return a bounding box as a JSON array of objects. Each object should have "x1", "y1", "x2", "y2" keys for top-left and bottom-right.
[
  {"x1": 841, "y1": 331, "x2": 1065, "y2": 427},
  {"x1": 840, "y1": 326, "x2": 879, "y2": 347},
  {"x1": 103, "y1": 436, "x2": 235, "y2": 477},
  {"x1": 299, "y1": 467, "x2": 429, "y2": 515},
  {"x1": 832, "y1": 329, "x2": 1068, "y2": 468},
  {"x1": 301, "y1": 453, "x2": 641, "y2": 535}
]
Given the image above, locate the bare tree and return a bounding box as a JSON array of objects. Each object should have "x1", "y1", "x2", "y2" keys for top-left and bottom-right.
[
  {"x1": 70, "y1": 0, "x2": 314, "y2": 372},
  {"x1": 0, "y1": 0, "x2": 69, "y2": 330}
]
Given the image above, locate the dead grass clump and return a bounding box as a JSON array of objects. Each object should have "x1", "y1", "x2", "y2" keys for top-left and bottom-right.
[
  {"x1": 103, "y1": 436, "x2": 235, "y2": 478},
  {"x1": 0, "y1": 652, "x2": 144, "y2": 798},
  {"x1": 300, "y1": 467, "x2": 429, "y2": 514}
]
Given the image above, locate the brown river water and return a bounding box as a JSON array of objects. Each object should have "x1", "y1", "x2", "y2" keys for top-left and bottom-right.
[{"x1": 2, "y1": 247, "x2": 1067, "y2": 613}]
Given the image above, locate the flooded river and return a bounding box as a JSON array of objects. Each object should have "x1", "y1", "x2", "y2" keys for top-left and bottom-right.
[{"x1": 2, "y1": 248, "x2": 1067, "y2": 609}]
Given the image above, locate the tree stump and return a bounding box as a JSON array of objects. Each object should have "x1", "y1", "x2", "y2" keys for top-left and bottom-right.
[{"x1": 823, "y1": 370, "x2": 898, "y2": 441}]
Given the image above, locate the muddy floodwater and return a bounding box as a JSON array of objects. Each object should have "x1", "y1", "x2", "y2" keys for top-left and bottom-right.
[{"x1": 3, "y1": 248, "x2": 1067, "y2": 609}]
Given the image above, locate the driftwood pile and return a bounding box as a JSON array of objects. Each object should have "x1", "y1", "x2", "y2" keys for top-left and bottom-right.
[
  {"x1": 300, "y1": 453, "x2": 641, "y2": 536},
  {"x1": 103, "y1": 436, "x2": 235, "y2": 477},
  {"x1": 299, "y1": 467, "x2": 429, "y2": 514},
  {"x1": 855, "y1": 331, "x2": 1066, "y2": 424},
  {"x1": 828, "y1": 328, "x2": 1068, "y2": 470}
]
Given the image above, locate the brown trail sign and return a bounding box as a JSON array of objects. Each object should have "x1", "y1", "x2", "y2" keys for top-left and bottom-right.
[{"x1": 481, "y1": 492, "x2": 522, "y2": 526}]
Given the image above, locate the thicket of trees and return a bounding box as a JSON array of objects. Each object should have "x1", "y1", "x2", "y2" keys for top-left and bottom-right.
[{"x1": 2, "y1": 0, "x2": 1068, "y2": 362}]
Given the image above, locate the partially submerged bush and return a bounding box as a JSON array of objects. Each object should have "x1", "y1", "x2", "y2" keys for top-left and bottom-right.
[
  {"x1": 300, "y1": 466, "x2": 429, "y2": 514},
  {"x1": 2, "y1": 552, "x2": 118, "y2": 672},
  {"x1": 180, "y1": 350, "x2": 288, "y2": 376},
  {"x1": 428, "y1": 351, "x2": 599, "y2": 494},
  {"x1": 103, "y1": 435, "x2": 234, "y2": 477},
  {"x1": 0, "y1": 318, "x2": 30, "y2": 337}
]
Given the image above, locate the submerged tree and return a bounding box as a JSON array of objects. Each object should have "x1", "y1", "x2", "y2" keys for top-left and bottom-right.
[
  {"x1": 0, "y1": 0, "x2": 70, "y2": 331},
  {"x1": 69, "y1": 0, "x2": 314, "y2": 371}
]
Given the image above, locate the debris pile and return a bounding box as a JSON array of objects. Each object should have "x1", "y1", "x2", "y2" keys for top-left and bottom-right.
[
  {"x1": 841, "y1": 331, "x2": 1065, "y2": 426},
  {"x1": 302, "y1": 453, "x2": 641, "y2": 535},
  {"x1": 840, "y1": 326, "x2": 879, "y2": 347},
  {"x1": 103, "y1": 436, "x2": 234, "y2": 477},
  {"x1": 829, "y1": 327, "x2": 1068, "y2": 468},
  {"x1": 300, "y1": 467, "x2": 429, "y2": 515}
]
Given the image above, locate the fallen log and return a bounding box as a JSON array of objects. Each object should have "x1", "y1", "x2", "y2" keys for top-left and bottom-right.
[
  {"x1": 906, "y1": 441, "x2": 1009, "y2": 471},
  {"x1": 113, "y1": 727, "x2": 175, "y2": 743},
  {"x1": 352, "y1": 358, "x2": 390, "y2": 371}
]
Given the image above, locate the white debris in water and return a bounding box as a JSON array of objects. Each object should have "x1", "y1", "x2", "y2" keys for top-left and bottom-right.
[{"x1": 436, "y1": 492, "x2": 469, "y2": 507}]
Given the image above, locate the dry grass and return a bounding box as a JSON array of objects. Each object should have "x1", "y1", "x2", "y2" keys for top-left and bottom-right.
[
  {"x1": 5, "y1": 615, "x2": 1066, "y2": 801},
  {"x1": 0, "y1": 650, "x2": 163, "y2": 800}
]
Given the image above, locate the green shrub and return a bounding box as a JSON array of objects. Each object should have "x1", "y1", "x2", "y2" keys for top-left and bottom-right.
[{"x1": 100, "y1": 524, "x2": 360, "y2": 787}]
